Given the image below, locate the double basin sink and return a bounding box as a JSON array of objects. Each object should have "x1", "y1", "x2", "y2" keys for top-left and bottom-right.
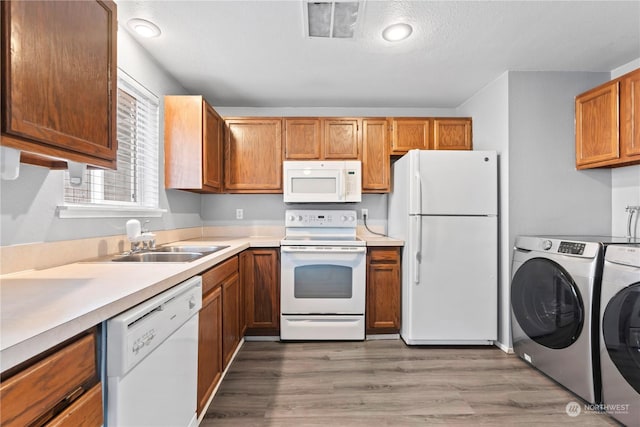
[{"x1": 111, "y1": 245, "x2": 229, "y2": 263}]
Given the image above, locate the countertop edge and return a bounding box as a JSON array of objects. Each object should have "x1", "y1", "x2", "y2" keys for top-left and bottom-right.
[{"x1": 1, "y1": 234, "x2": 403, "y2": 372}]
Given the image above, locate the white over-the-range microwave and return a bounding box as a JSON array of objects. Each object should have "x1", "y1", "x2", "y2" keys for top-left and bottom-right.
[{"x1": 283, "y1": 160, "x2": 362, "y2": 203}]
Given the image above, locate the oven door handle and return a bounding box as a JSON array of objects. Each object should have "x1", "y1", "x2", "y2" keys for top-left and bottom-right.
[{"x1": 281, "y1": 246, "x2": 366, "y2": 254}]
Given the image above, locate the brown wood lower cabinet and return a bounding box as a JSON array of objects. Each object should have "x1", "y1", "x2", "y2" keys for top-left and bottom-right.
[
  {"x1": 47, "y1": 383, "x2": 103, "y2": 427},
  {"x1": 197, "y1": 256, "x2": 239, "y2": 416},
  {"x1": 366, "y1": 247, "x2": 401, "y2": 334},
  {"x1": 0, "y1": 328, "x2": 101, "y2": 427},
  {"x1": 197, "y1": 285, "x2": 222, "y2": 415},
  {"x1": 241, "y1": 248, "x2": 280, "y2": 336},
  {"x1": 222, "y1": 272, "x2": 241, "y2": 368}
]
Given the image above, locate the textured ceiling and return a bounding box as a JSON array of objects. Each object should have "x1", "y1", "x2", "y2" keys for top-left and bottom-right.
[{"x1": 116, "y1": 0, "x2": 640, "y2": 108}]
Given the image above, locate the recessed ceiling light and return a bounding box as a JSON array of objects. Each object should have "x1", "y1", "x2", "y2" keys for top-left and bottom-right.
[
  {"x1": 382, "y1": 23, "x2": 413, "y2": 42},
  {"x1": 127, "y1": 18, "x2": 161, "y2": 38}
]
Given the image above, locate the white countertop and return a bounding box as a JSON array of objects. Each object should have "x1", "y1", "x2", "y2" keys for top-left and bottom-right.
[{"x1": 0, "y1": 234, "x2": 401, "y2": 372}]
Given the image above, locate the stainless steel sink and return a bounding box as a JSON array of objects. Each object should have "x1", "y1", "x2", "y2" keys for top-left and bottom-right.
[
  {"x1": 112, "y1": 252, "x2": 205, "y2": 262},
  {"x1": 154, "y1": 245, "x2": 229, "y2": 254},
  {"x1": 111, "y1": 245, "x2": 229, "y2": 262}
]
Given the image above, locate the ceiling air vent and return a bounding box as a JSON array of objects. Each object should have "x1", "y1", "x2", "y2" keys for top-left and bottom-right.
[{"x1": 305, "y1": 1, "x2": 361, "y2": 39}]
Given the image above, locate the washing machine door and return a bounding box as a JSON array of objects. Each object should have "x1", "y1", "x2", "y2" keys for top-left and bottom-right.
[
  {"x1": 511, "y1": 258, "x2": 584, "y2": 349},
  {"x1": 602, "y1": 283, "x2": 640, "y2": 394}
]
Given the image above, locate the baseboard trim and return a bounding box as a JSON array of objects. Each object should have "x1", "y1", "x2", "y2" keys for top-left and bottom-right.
[
  {"x1": 494, "y1": 340, "x2": 514, "y2": 354},
  {"x1": 366, "y1": 333, "x2": 400, "y2": 340}
]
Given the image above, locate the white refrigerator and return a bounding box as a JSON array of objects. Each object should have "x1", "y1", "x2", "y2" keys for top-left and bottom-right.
[{"x1": 387, "y1": 150, "x2": 498, "y2": 345}]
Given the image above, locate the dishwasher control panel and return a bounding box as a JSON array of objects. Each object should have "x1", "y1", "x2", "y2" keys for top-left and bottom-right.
[{"x1": 106, "y1": 276, "x2": 202, "y2": 377}]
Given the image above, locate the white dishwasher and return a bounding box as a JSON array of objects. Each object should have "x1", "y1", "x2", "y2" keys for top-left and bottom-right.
[{"x1": 106, "y1": 276, "x2": 202, "y2": 427}]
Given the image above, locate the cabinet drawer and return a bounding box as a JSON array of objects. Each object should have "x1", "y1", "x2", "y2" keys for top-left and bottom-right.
[
  {"x1": 0, "y1": 331, "x2": 98, "y2": 427},
  {"x1": 203, "y1": 256, "x2": 238, "y2": 295},
  {"x1": 368, "y1": 248, "x2": 400, "y2": 264},
  {"x1": 47, "y1": 383, "x2": 103, "y2": 427}
]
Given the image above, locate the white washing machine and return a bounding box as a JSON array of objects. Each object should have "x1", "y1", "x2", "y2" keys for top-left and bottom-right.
[
  {"x1": 511, "y1": 235, "x2": 635, "y2": 404},
  {"x1": 600, "y1": 244, "x2": 640, "y2": 426}
]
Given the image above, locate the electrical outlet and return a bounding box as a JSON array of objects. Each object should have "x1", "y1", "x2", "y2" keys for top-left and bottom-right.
[
  {"x1": 236, "y1": 208, "x2": 244, "y2": 220},
  {"x1": 361, "y1": 208, "x2": 368, "y2": 218}
]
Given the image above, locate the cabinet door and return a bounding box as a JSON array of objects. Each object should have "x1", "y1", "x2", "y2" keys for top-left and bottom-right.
[
  {"x1": 225, "y1": 119, "x2": 282, "y2": 192},
  {"x1": 284, "y1": 118, "x2": 321, "y2": 159},
  {"x1": 165, "y1": 96, "x2": 204, "y2": 190},
  {"x1": 0, "y1": 330, "x2": 99, "y2": 427},
  {"x1": 323, "y1": 118, "x2": 360, "y2": 159},
  {"x1": 1, "y1": 0, "x2": 117, "y2": 169},
  {"x1": 390, "y1": 118, "x2": 431, "y2": 154},
  {"x1": 575, "y1": 81, "x2": 620, "y2": 167},
  {"x1": 47, "y1": 383, "x2": 103, "y2": 427},
  {"x1": 621, "y1": 68, "x2": 640, "y2": 157},
  {"x1": 203, "y1": 103, "x2": 224, "y2": 191},
  {"x1": 165, "y1": 96, "x2": 222, "y2": 193},
  {"x1": 222, "y1": 272, "x2": 240, "y2": 368},
  {"x1": 242, "y1": 249, "x2": 280, "y2": 335},
  {"x1": 366, "y1": 248, "x2": 401, "y2": 334},
  {"x1": 362, "y1": 119, "x2": 390, "y2": 192},
  {"x1": 433, "y1": 118, "x2": 472, "y2": 150},
  {"x1": 197, "y1": 286, "x2": 222, "y2": 415}
]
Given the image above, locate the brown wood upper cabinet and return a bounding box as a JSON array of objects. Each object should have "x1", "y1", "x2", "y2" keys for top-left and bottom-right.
[
  {"x1": 1, "y1": 0, "x2": 118, "y2": 169},
  {"x1": 283, "y1": 118, "x2": 360, "y2": 160},
  {"x1": 225, "y1": 118, "x2": 283, "y2": 192},
  {"x1": 390, "y1": 117, "x2": 473, "y2": 155},
  {"x1": 165, "y1": 96, "x2": 224, "y2": 193},
  {"x1": 362, "y1": 118, "x2": 390, "y2": 192},
  {"x1": 575, "y1": 68, "x2": 640, "y2": 169},
  {"x1": 390, "y1": 118, "x2": 432, "y2": 154},
  {"x1": 433, "y1": 118, "x2": 473, "y2": 150}
]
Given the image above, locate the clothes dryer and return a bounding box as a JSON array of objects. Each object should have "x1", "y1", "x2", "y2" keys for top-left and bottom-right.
[
  {"x1": 511, "y1": 235, "x2": 635, "y2": 404},
  {"x1": 600, "y1": 244, "x2": 640, "y2": 426}
]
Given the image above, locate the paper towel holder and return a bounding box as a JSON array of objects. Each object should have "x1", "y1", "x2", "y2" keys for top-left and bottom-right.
[
  {"x1": 1, "y1": 146, "x2": 21, "y2": 180},
  {"x1": 67, "y1": 160, "x2": 87, "y2": 187}
]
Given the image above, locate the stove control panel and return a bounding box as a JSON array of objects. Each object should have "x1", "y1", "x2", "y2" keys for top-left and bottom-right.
[{"x1": 285, "y1": 210, "x2": 357, "y2": 227}]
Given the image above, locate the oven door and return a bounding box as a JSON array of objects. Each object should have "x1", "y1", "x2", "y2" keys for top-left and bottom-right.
[{"x1": 280, "y1": 246, "x2": 366, "y2": 314}]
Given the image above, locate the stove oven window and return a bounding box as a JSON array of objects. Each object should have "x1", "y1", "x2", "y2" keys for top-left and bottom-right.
[{"x1": 294, "y1": 265, "x2": 353, "y2": 298}]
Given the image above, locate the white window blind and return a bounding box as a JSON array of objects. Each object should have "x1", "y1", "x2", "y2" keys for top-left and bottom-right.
[{"x1": 63, "y1": 71, "x2": 160, "y2": 211}]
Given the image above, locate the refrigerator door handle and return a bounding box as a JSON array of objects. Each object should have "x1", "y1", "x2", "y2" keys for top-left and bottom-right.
[
  {"x1": 413, "y1": 216, "x2": 422, "y2": 284},
  {"x1": 413, "y1": 172, "x2": 422, "y2": 215}
]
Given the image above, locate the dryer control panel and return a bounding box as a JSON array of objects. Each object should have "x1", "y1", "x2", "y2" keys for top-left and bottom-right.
[{"x1": 558, "y1": 241, "x2": 586, "y2": 255}]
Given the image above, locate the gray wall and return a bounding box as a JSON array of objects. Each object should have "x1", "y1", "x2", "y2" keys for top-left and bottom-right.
[
  {"x1": 0, "y1": 26, "x2": 201, "y2": 246},
  {"x1": 457, "y1": 72, "x2": 511, "y2": 348},
  {"x1": 201, "y1": 194, "x2": 388, "y2": 227},
  {"x1": 458, "y1": 70, "x2": 613, "y2": 349},
  {"x1": 611, "y1": 59, "x2": 640, "y2": 238},
  {"x1": 508, "y1": 71, "x2": 612, "y2": 238}
]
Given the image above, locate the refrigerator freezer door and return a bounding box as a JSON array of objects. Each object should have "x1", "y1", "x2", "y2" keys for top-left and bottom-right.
[
  {"x1": 402, "y1": 215, "x2": 498, "y2": 343},
  {"x1": 414, "y1": 150, "x2": 497, "y2": 216}
]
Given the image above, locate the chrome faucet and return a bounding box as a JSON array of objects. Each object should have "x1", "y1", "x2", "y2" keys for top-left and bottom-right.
[{"x1": 126, "y1": 219, "x2": 156, "y2": 252}]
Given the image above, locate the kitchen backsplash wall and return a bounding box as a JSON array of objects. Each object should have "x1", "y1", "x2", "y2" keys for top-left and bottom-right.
[{"x1": 200, "y1": 193, "x2": 388, "y2": 228}]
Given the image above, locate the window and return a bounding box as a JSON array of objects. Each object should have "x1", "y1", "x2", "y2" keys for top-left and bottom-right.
[{"x1": 61, "y1": 71, "x2": 162, "y2": 217}]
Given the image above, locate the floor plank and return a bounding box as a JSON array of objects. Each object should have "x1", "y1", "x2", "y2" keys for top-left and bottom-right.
[{"x1": 202, "y1": 340, "x2": 619, "y2": 426}]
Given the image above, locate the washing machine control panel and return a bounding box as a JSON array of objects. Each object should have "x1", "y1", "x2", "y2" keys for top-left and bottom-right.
[{"x1": 558, "y1": 241, "x2": 586, "y2": 255}]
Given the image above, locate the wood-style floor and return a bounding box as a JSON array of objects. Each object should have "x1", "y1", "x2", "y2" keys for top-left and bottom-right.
[{"x1": 202, "y1": 340, "x2": 619, "y2": 426}]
